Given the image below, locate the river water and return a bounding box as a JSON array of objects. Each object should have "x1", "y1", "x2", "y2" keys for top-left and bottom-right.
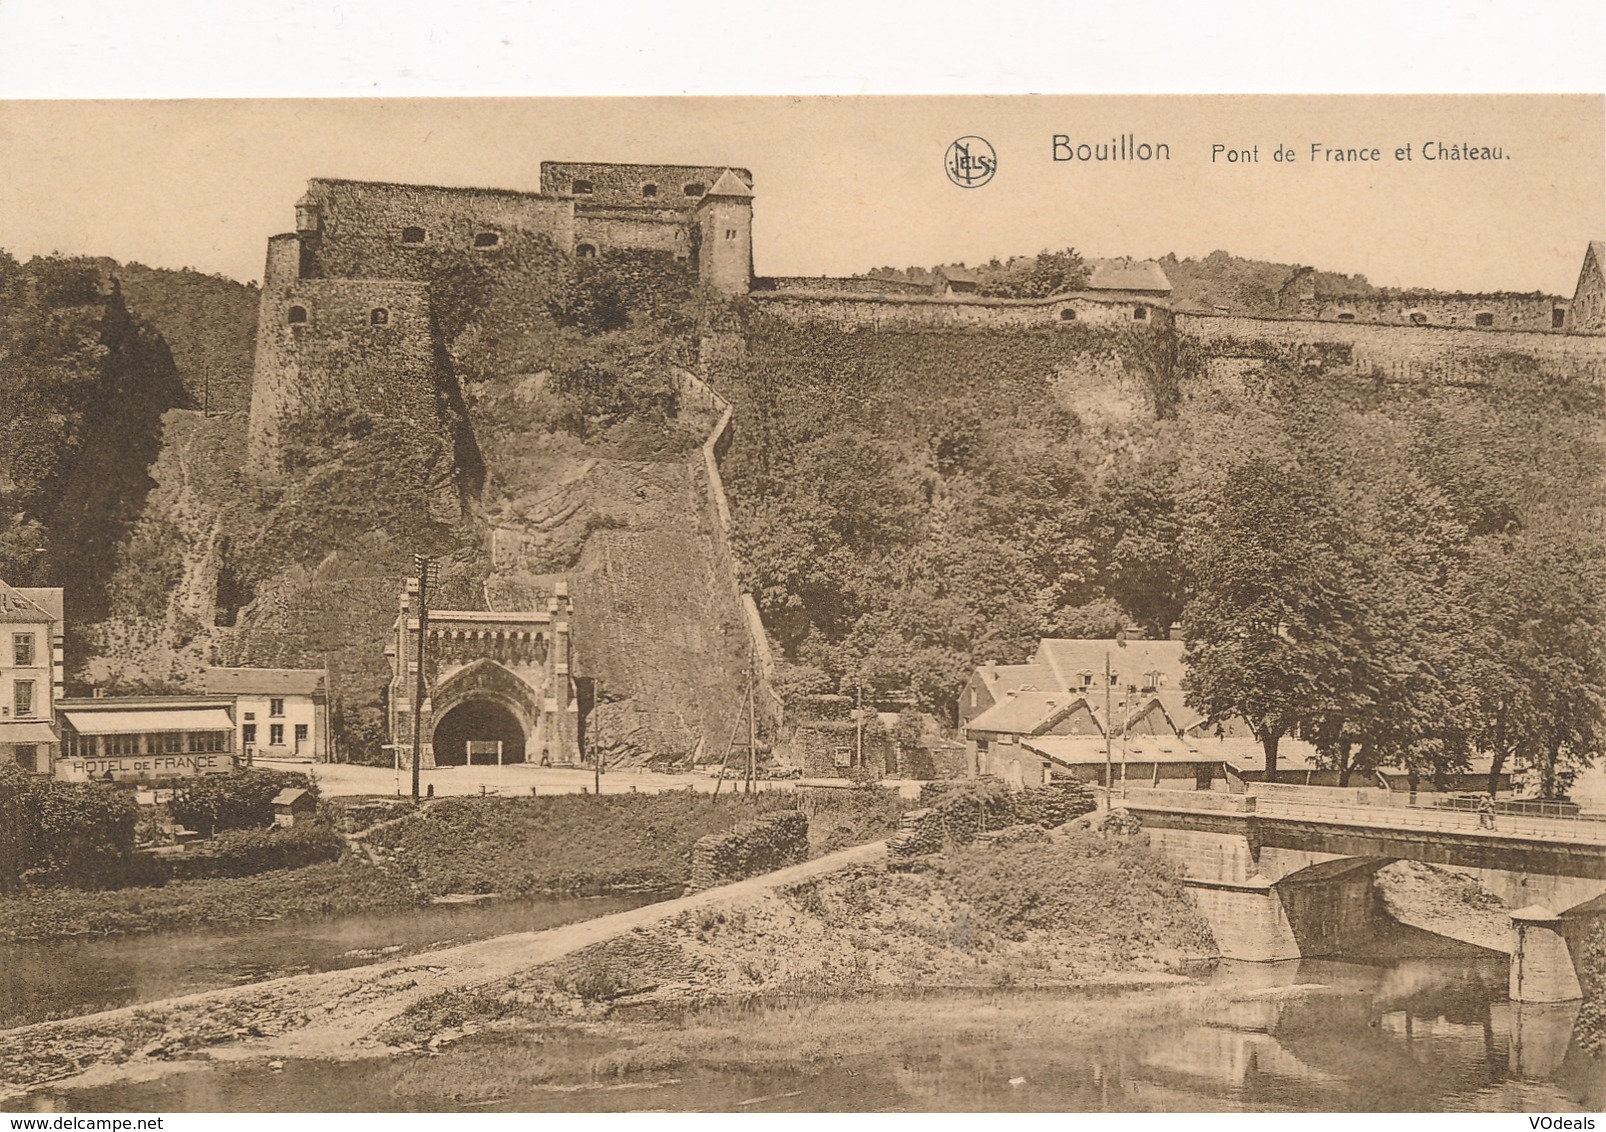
[
  {"x1": 0, "y1": 891, "x2": 665, "y2": 1029},
  {"x1": 20, "y1": 954, "x2": 1606, "y2": 1112}
]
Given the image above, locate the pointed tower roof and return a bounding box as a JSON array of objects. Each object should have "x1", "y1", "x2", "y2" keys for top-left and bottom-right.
[{"x1": 703, "y1": 169, "x2": 754, "y2": 199}]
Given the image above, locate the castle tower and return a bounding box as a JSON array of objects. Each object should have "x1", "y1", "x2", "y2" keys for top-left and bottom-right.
[{"x1": 694, "y1": 169, "x2": 754, "y2": 295}]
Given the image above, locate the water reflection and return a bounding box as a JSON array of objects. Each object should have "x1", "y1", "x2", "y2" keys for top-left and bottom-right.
[
  {"x1": 30, "y1": 953, "x2": 1604, "y2": 1112},
  {"x1": 0, "y1": 890, "x2": 667, "y2": 1027}
]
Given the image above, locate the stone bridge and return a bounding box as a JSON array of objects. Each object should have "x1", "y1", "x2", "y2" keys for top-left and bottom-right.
[{"x1": 1121, "y1": 790, "x2": 1606, "y2": 1003}]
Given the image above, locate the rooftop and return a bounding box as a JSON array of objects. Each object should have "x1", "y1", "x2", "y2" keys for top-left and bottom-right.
[
  {"x1": 206, "y1": 667, "x2": 326, "y2": 697},
  {"x1": 1087, "y1": 258, "x2": 1172, "y2": 294}
]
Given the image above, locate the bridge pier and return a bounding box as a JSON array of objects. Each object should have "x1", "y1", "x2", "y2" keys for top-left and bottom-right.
[
  {"x1": 1509, "y1": 906, "x2": 1583, "y2": 1003},
  {"x1": 1183, "y1": 877, "x2": 1302, "y2": 961}
]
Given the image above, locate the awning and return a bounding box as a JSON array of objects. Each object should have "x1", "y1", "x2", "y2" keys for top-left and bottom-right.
[
  {"x1": 62, "y1": 708, "x2": 234, "y2": 735},
  {"x1": 0, "y1": 721, "x2": 58, "y2": 744}
]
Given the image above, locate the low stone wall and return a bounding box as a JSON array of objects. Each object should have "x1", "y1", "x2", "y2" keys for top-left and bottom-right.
[
  {"x1": 686, "y1": 809, "x2": 810, "y2": 892},
  {"x1": 889, "y1": 783, "x2": 1095, "y2": 858}
]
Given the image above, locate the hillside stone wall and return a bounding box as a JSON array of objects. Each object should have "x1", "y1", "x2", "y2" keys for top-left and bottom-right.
[
  {"x1": 685, "y1": 808, "x2": 810, "y2": 891},
  {"x1": 888, "y1": 783, "x2": 1096, "y2": 857},
  {"x1": 752, "y1": 290, "x2": 1163, "y2": 331}
]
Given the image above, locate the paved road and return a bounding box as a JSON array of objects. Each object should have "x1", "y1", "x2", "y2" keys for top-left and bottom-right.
[{"x1": 249, "y1": 758, "x2": 928, "y2": 799}]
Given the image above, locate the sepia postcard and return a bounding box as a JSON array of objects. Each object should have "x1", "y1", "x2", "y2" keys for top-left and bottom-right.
[{"x1": 0, "y1": 94, "x2": 1604, "y2": 1115}]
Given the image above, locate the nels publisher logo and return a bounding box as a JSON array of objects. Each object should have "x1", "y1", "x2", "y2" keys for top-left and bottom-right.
[{"x1": 946, "y1": 136, "x2": 997, "y2": 188}]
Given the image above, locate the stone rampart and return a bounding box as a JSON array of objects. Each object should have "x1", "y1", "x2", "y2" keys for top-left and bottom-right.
[
  {"x1": 247, "y1": 276, "x2": 448, "y2": 470},
  {"x1": 1288, "y1": 292, "x2": 1566, "y2": 332},
  {"x1": 1176, "y1": 310, "x2": 1606, "y2": 384},
  {"x1": 752, "y1": 290, "x2": 1164, "y2": 331},
  {"x1": 298, "y1": 179, "x2": 575, "y2": 281}
]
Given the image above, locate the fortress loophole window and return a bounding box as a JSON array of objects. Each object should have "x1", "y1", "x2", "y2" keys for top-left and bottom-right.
[
  {"x1": 287, "y1": 305, "x2": 308, "y2": 325},
  {"x1": 1475, "y1": 312, "x2": 1494, "y2": 328},
  {"x1": 1554, "y1": 308, "x2": 1567, "y2": 328},
  {"x1": 1132, "y1": 306, "x2": 1148, "y2": 321},
  {"x1": 473, "y1": 232, "x2": 500, "y2": 249},
  {"x1": 576, "y1": 243, "x2": 597, "y2": 259},
  {"x1": 572, "y1": 179, "x2": 593, "y2": 195},
  {"x1": 641, "y1": 183, "x2": 657, "y2": 198},
  {"x1": 400, "y1": 226, "x2": 426, "y2": 244},
  {"x1": 1336, "y1": 312, "x2": 1355, "y2": 322},
  {"x1": 726, "y1": 229, "x2": 737, "y2": 239},
  {"x1": 683, "y1": 182, "x2": 705, "y2": 197},
  {"x1": 1060, "y1": 308, "x2": 1077, "y2": 321},
  {"x1": 370, "y1": 308, "x2": 389, "y2": 326},
  {"x1": 1409, "y1": 311, "x2": 1428, "y2": 326}
]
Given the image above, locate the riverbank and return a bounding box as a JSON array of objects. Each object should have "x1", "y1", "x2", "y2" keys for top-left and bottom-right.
[{"x1": 0, "y1": 789, "x2": 909, "y2": 944}]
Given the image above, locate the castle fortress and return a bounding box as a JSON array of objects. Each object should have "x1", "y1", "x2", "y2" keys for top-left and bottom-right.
[
  {"x1": 246, "y1": 161, "x2": 755, "y2": 470},
  {"x1": 246, "y1": 159, "x2": 1606, "y2": 474}
]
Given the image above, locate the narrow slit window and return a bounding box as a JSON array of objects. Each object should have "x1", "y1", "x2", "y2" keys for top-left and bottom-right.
[
  {"x1": 571, "y1": 179, "x2": 594, "y2": 195},
  {"x1": 1474, "y1": 311, "x2": 1494, "y2": 328},
  {"x1": 400, "y1": 226, "x2": 426, "y2": 244},
  {"x1": 473, "y1": 231, "x2": 500, "y2": 249},
  {"x1": 641, "y1": 183, "x2": 658, "y2": 198}
]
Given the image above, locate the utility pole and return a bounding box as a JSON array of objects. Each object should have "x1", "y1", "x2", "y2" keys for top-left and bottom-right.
[
  {"x1": 745, "y1": 653, "x2": 756, "y2": 795},
  {"x1": 855, "y1": 683, "x2": 864, "y2": 772},
  {"x1": 411, "y1": 554, "x2": 434, "y2": 801},
  {"x1": 1103, "y1": 652, "x2": 1113, "y2": 804}
]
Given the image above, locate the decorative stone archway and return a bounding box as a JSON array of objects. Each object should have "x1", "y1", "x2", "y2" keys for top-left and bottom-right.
[{"x1": 387, "y1": 581, "x2": 580, "y2": 768}]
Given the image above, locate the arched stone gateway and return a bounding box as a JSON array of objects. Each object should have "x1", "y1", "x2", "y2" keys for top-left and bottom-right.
[{"x1": 386, "y1": 581, "x2": 580, "y2": 769}]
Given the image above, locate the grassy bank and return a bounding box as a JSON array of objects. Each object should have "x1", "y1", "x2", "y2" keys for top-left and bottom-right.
[
  {"x1": 366, "y1": 789, "x2": 909, "y2": 897},
  {"x1": 0, "y1": 789, "x2": 910, "y2": 943},
  {"x1": 382, "y1": 822, "x2": 1215, "y2": 1046},
  {"x1": 0, "y1": 860, "x2": 421, "y2": 944}
]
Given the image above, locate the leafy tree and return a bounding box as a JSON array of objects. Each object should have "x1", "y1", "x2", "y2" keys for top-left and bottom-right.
[{"x1": 1181, "y1": 460, "x2": 1361, "y2": 776}]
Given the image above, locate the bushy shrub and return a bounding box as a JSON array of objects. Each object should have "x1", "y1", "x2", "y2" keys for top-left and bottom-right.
[
  {"x1": 170, "y1": 768, "x2": 317, "y2": 834},
  {"x1": 0, "y1": 765, "x2": 140, "y2": 891},
  {"x1": 171, "y1": 824, "x2": 344, "y2": 880}
]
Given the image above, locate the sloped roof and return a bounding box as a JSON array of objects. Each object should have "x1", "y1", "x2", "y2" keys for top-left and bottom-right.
[
  {"x1": 0, "y1": 581, "x2": 62, "y2": 624},
  {"x1": 272, "y1": 787, "x2": 311, "y2": 806},
  {"x1": 1034, "y1": 638, "x2": 1186, "y2": 694},
  {"x1": 973, "y1": 663, "x2": 1057, "y2": 694},
  {"x1": 938, "y1": 265, "x2": 979, "y2": 285},
  {"x1": 206, "y1": 667, "x2": 325, "y2": 697},
  {"x1": 1025, "y1": 735, "x2": 1199, "y2": 766},
  {"x1": 704, "y1": 169, "x2": 755, "y2": 199},
  {"x1": 965, "y1": 691, "x2": 1090, "y2": 736},
  {"x1": 1087, "y1": 258, "x2": 1172, "y2": 293},
  {"x1": 1194, "y1": 736, "x2": 1322, "y2": 774}
]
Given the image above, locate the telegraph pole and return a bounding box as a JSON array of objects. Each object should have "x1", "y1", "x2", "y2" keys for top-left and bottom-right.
[
  {"x1": 1103, "y1": 651, "x2": 1113, "y2": 804},
  {"x1": 411, "y1": 555, "x2": 434, "y2": 801}
]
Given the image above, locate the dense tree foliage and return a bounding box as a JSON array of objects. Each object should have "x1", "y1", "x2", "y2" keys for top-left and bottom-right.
[{"x1": 721, "y1": 309, "x2": 1606, "y2": 795}]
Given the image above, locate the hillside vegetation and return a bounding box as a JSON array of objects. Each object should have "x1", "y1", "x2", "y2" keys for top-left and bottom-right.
[{"x1": 716, "y1": 305, "x2": 1606, "y2": 791}]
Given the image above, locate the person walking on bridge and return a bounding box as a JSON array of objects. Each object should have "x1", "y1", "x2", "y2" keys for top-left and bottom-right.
[{"x1": 1477, "y1": 793, "x2": 1497, "y2": 830}]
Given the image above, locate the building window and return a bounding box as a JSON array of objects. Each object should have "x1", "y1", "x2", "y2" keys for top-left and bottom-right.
[
  {"x1": 370, "y1": 308, "x2": 389, "y2": 326},
  {"x1": 1474, "y1": 311, "x2": 1494, "y2": 328},
  {"x1": 244, "y1": 711, "x2": 255, "y2": 721},
  {"x1": 571, "y1": 179, "x2": 594, "y2": 195},
  {"x1": 187, "y1": 731, "x2": 228, "y2": 754},
  {"x1": 270, "y1": 723, "x2": 285, "y2": 746},
  {"x1": 473, "y1": 231, "x2": 501, "y2": 249},
  {"x1": 400, "y1": 227, "x2": 427, "y2": 244},
  {"x1": 724, "y1": 229, "x2": 736, "y2": 239},
  {"x1": 1554, "y1": 307, "x2": 1567, "y2": 329},
  {"x1": 576, "y1": 243, "x2": 597, "y2": 259},
  {"x1": 12, "y1": 633, "x2": 34, "y2": 667},
  {"x1": 287, "y1": 305, "x2": 308, "y2": 325},
  {"x1": 1060, "y1": 308, "x2": 1077, "y2": 321},
  {"x1": 270, "y1": 698, "x2": 285, "y2": 717},
  {"x1": 641, "y1": 183, "x2": 658, "y2": 198},
  {"x1": 13, "y1": 680, "x2": 33, "y2": 717},
  {"x1": 243, "y1": 723, "x2": 257, "y2": 746},
  {"x1": 683, "y1": 182, "x2": 705, "y2": 197},
  {"x1": 150, "y1": 731, "x2": 182, "y2": 755},
  {"x1": 109, "y1": 732, "x2": 139, "y2": 756},
  {"x1": 295, "y1": 723, "x2": 309, "y2": 743},
  {"x1": 1133, "y1": 306, "x2": 1148, "y2": 321},
  {"x1": 14, "y1": 745, "x2": 35, "y2": 771}
]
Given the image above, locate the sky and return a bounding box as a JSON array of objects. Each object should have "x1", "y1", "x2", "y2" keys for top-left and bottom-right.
[{"x1": 0, "y1": 95, "x2": 1600, "y2": 294}]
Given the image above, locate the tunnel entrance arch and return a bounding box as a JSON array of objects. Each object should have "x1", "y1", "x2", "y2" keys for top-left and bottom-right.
[{"x1": 430, "y1": 698, "x2": 528, "y2": 766}]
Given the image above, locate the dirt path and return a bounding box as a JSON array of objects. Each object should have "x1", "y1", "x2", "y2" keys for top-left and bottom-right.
[{"x1": 0, "y1": 840, "x2": 889, "y2": 1100}]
